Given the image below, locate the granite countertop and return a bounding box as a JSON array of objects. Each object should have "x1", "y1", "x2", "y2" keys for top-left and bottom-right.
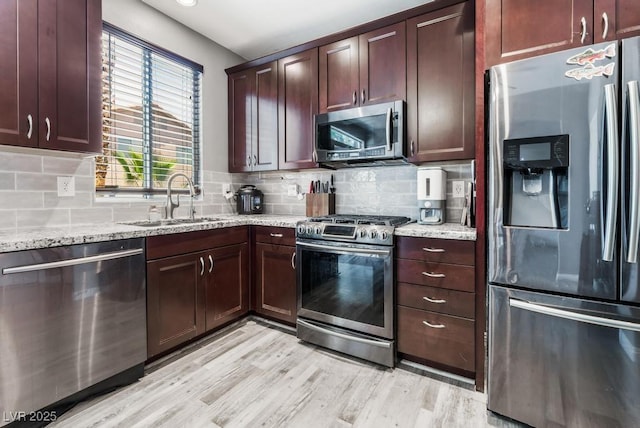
[{"x1": 0, "y1": 215, "x2": 476, "y2": 253}]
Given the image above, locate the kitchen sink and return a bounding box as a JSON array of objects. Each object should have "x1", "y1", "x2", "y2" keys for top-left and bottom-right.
[{"x1": 121, "y1": 217, "x2": 223, "y2": 227}]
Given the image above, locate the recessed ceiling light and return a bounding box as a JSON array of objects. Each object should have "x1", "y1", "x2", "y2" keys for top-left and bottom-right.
[{"x1": 176, "y1": 0, "x2": 197, "y2": 6}]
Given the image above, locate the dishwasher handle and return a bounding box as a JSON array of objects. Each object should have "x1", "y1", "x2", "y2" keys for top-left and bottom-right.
[{"x1": 2, "y1": 248, "x2": 144, "y2": 275}]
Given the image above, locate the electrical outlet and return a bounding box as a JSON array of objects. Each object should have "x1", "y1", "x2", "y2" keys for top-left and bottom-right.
[
  {"x1": 222, "y1": 183, "x2": 232, "y2": 195},
  {"x1": 287, "y1": 184, "x2": 298, "y2": 196},
  {"x1": 57, "y1": 176, "x2": 75, "y2": 197},
  {"x1": 452, "y1": 180, "x2": 465, "y2": 198}
]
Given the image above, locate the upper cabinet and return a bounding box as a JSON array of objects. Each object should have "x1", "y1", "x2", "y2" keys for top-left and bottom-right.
[
  {"x1": 228, "y1": 62, "x2": 278, "y2": 173},
  {"x1": 319, "y1": 22, "x2": 406, "y2": 113},
  {"x1": 485, "y1": 0, "x2": 640, "y2": 67},
  {"x1": 406, "y1": 2, "x2": 475, "y2": 163},
  {"x1": 0, "y1": 0, "x2": 101, "y2": 153},
  {"x1": 278, "y1": 48, "x2": 319, "y2": 170}
]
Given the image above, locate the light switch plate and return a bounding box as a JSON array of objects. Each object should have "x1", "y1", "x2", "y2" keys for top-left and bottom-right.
[
  {"x1": 452, "y1": 180, "x2": 465, "y2": 198},
  {"x1": 57, "y1": 176, "x2": 75, "y2": 197},
  {"x1": 222, "y1": 183, "x2": 232, "y2": 195}
]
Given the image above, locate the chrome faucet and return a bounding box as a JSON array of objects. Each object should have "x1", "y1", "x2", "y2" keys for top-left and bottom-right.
[{"x1": 166, "y1": 173, "x2": 196, "y2": 220}]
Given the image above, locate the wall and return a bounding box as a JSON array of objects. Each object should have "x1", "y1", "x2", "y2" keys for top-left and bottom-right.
[{"x1": 0, "y1": 1, "x2": 473, "y2": 230}]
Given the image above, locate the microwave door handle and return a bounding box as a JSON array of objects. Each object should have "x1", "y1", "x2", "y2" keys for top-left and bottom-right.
[
  {"x1": 603, "y1": 83, "x2": 619, "y2": 262},
  {"x1": 627, "y1": 81, "x2": 640, "y2": 263},
  {"x1": 386, "y1": 107, "x2": 392, "y2": 151}
]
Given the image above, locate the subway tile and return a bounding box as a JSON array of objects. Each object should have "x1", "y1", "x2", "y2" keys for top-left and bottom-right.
[
  {"x1": 42, "y1": 156, "x2": 92, "y2": 176},
  {"x1": 0, "y1": 152, "x2": 42, "y2": 173},
  {"x1": 15, "y1": 173, "x2": 59, "y2": 191},
  {"x1": 43, "y1": 192, "x2": 93, "y2": 209},
  {"x1": 0, "y1": 191, "x2": 43, "y2": 210},
  {"x1": 0, "y1": 173, "x2": 15, "y2": 190},
  {"x1": 0, "y1": 211, "x2": 17, "y2": 230},
  {"x1": 70, "y1": 208, "x2": 114, "y2": 225},
  {"x1": 17, "y1": 209, "x2": 70, "y2": 228}
]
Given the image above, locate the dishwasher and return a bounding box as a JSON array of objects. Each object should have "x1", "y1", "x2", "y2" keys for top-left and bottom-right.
[{"x1": 0, "y1": 238, "x2": 147, "y2": 426}]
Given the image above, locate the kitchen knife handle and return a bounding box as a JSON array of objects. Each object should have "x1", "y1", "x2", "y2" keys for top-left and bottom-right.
[
  {"x1": 627, "y1": 81, "x2": 640, "y2": 263},
  {"x1": 603, "y1": 84, "x2": 619, "y2": 262}
]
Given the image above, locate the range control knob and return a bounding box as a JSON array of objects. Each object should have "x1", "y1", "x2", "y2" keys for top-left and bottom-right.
[
  {"x1": 359, "y1": 228, "x2": 367, "y2": 238},
  {"x1": 315, "y1": 227, "x2": 321, "y2": 234},
  {"x1": 306, "y1": 226, "x2": 313, "y2": 234},
  {"x1": 297, "y1": 225, "x2": 306, "y2": 235},
  {"x1": 369, "y1": 229, "x2": 377, "y2": 239},
  {"x1": 380, "y1": 231, "x2": 389, "y2": 240}
]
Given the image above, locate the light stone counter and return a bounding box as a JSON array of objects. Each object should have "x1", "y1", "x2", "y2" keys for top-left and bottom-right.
[
  {"x1": 0, "y1": 215, "x2": 475, "y2": 253},
  {"x1": 394, "y1": 222, "x2": 477, "y2": 241}
]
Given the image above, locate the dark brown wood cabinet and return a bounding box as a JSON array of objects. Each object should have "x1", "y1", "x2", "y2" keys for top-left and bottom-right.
[
  {"x1": 278, "y1": 48, "x2": 318, "y2": 170},
  {"x1": 319, "y1": 22, "x2": 406, "y2": 112},
  {"x1": 0, "y1": 0, "x2": 101, "y2": 153},
  {"x1": 396, "y1": 236, "x2": 476, "y2": 376},
  {"x1": 146, "y1": 227, "x2": 249, "y2": 358},
  {"x1": 406, "y1": 2, "x2": 475, "y2": 163},
  {"x1": 485, "y1": 0, "x2": 640, "y2": 67},
  {"x1": 253, "y1": 227, "x2": 297, "y2": 324},
  {"x1": 228, "y1": 62, "x2": 278, "y2": 172}
]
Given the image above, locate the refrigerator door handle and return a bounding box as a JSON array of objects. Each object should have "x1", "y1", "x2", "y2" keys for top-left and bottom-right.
[
  {"x1": 626, "y1": 81, "x2": 640, "y2": 263},
  {"x1": 509, "y1": 298, "x2": 640, "y2": 332},
  {"x1": 603, "y1": 84, "x2": 619, "y2": 262}
]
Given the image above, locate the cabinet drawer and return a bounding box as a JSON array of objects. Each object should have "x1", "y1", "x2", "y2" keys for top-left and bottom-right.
[
  {"x1": 397, "y1": 306, "x2": 474, "y2": 372},
  {"x1": 147, "y1": 226, "x2": 249, "y2": 260},
  {"x1": 397, "y1": 282, "x2": 474, "y2": 319},
  {"x1": 254, "y1": 226, "x2": 296, "y2": 246},
  {"x1": 396, "y1": 258, "x2": 474, "y2": 292},
  {"x1": 397, "y1": 237, "x2": 474, "y2": 265}
]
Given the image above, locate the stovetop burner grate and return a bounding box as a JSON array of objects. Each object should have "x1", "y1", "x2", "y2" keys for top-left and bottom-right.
[{"x1": 308, "y1": 214, "x2": 412, "y2": 227}]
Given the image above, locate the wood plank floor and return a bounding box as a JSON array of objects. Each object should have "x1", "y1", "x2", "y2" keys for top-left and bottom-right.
[{"x1": 51, "y1": 319, "x2": 524, "y2": 428}]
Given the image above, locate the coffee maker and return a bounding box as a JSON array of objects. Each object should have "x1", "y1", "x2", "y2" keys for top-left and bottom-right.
[{"x1": 417, "y1": 167, "x2": 447, "y2": 224}]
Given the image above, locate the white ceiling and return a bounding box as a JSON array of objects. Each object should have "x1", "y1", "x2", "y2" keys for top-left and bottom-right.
[{"x1": 141, "y1": 0, "x2": 434, "y2": 60}]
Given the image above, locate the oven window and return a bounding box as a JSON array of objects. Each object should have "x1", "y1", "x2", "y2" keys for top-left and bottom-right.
[{"x1": 300, "y1": 249, "x2": 386, "y2": 327}]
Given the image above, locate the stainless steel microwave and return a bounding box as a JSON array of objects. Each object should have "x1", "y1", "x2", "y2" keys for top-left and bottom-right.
[{"x1": 314, "y1": 100, "x2": 406, "y2": 167}]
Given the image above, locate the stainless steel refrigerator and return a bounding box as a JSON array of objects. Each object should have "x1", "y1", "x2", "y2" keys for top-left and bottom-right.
[{"x1": 488, "y1": 37, "x2": 640, "y2": 427}]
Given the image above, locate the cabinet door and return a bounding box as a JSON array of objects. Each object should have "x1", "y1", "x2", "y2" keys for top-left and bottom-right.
[
  {"x1": 255, "y1": 243, "x2": 297, "y2": 324},
  {"x1": 37, "y1": 0, "x2": 101, "y2": 153},
  {"x1": 594, "y1": 0, "x2": 640, "y2": 43},
  {"x1": 147, "y1": 253, "x2": 205, "y2": 358},
  {"x1": 359, "y1": 22, "x2": 406, "y2": 106},
  {"x1": 0, "y1": 0, "x2": 38, "y2": 148},
  {"x1": 319, "y1": 37, "x2": 359, "y2": 112},
  {"x1": 485, "y1": 0, "x2": 593, "y2": 67},
  {"x1": 253, "y1": 61, "x2": 279, "y2": 171},
  {"x1": 228, "y1": 70, "x2": 251, "y2": 172},
  {"x1": 205, "y1": 243, "x2": 249, "y2": 331},
  {"x1": 278, "y1": 48, "x2": 318, "y2": 170},
  {"x1": 407, "y1": 2, "x2": 475, "y2": 162}
]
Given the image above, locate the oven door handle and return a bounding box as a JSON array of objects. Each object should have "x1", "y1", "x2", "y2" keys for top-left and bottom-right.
[
  {"x1": 297, "y1": 319, "x2": 392, "y2": 349},
  {"x1": 296, "y1": 241, "x2": 391, "y2": 256}
]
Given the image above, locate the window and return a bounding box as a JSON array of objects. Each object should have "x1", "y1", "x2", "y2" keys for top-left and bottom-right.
[{"x1": 97, "y1": 23, "x2": 203, "y2": 196}]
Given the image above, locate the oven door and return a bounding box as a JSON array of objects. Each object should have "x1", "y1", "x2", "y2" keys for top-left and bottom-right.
[{"x1": 296, "y1": 238, "x2": 394, "y2": 339}]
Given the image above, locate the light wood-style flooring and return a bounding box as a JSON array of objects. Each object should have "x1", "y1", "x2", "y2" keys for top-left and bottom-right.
[{"x1": 52, "y1": 319, "x2": 523, "y2": 428}]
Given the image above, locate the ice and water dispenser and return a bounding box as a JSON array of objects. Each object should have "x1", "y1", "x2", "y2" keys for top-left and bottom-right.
[{"x1": 503, "y1": 135, "x2": 569, "y2": 229}]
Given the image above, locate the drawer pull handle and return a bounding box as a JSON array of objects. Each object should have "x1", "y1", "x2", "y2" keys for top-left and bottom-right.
[
  {"x1": 422, "y1": 271, "x2": 446, "y2": 278},
  {"x1": 423, "y1": 296, "x2": 446, "y2": 304},
  {"x1": 208, "y1": 254, "x2": 214, "y2": 273},
  {"x1": 422, "y1": 247, "x2": 445, "y2": 253},
  {"x1": 423, "y1": 321, "x2": 445, "y2": 329},
  {"x1": 199, "y1": 256, "x2": 205, "y2": 276},
  {"x1": 270, "y1": 233, "x2": 283, "y2": 238}
]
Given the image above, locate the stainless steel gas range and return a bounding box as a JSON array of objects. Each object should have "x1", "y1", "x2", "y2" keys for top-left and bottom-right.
[{"x1": 295, "y1": 214, "x2": 411, "y2": 367}]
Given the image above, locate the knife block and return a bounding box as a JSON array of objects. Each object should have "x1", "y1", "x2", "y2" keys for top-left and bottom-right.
[{"x1": 306, "y1": 194, "x2": 335, "y2": 217}]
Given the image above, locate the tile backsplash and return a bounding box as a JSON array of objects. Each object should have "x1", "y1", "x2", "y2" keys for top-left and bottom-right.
[{"x1": 0, "y1": 147, "x2": 473, "y2": 230}]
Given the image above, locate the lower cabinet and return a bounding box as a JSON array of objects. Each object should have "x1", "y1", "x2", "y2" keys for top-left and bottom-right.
[
  {"x1": 146, "y1": 227, "x2": 249, "y2": 358},
  {"x1": 396, "y1": 236, "x2": 476, "y2": 376},
  {"x1": 253, "y1": 226, "x2": 297, "y2": 324}
]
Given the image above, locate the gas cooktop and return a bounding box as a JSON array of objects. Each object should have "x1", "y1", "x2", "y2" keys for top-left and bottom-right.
[
  {"x1": 307, "y1": 214, "x2": 412, "y2": 227},
  {"x1": 298, "y1": 214, "x2": 413, "y2": 245}
]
